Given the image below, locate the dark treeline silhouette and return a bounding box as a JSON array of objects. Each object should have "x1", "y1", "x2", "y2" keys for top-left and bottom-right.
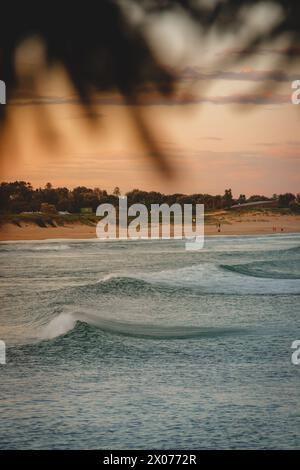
[{"x1": 1, "y1": 182, "x2": 299, "y2": 214}]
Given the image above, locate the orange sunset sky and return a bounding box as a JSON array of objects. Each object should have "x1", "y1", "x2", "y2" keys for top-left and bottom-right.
[{"x1": 1, "y1": 3, "x2": 300, "y2": 197}]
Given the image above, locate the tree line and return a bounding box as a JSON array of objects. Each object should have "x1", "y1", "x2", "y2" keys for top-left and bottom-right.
[{"x1": 0, "y1": 182, "x2": 299, "y2": 214}]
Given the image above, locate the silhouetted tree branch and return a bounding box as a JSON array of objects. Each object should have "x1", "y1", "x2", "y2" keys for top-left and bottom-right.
[{"x1": 1, "y1": 1, "x2": 299, "y2": 171}]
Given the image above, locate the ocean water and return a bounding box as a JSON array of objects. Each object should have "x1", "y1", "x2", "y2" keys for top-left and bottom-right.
[{"x1": 0, "y1": 234, "x2": 299, "y2": 449}]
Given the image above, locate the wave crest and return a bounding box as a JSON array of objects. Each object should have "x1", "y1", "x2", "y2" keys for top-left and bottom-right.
[{"x1": 221, "y1": 259, "x2": 300, "y2": 279}]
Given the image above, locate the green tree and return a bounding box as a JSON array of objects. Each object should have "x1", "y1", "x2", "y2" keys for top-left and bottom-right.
[
  {"x1": 289, "y1": 200, "x2": 300, "y2": 213},
  {"x1": 113, "y1": 187, "x2": 121, "y2": 196}
]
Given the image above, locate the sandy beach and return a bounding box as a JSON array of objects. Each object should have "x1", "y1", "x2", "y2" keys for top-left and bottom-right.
[{"x1": 1, "y1": 211, "x2": 299, "y2": 241}]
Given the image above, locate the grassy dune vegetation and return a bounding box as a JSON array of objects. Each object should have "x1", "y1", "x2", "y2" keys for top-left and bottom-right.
[{"x1": 0, "y1": 207, "x2": 298, "y2": 229}]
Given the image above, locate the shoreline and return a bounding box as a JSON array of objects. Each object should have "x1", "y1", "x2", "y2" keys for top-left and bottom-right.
[
  {"x1": 1, "y1": 211, "x2": 300, "y2": 242},
  {"x1": 1, "y1": 232, "x2": 299, "y2": 245}
]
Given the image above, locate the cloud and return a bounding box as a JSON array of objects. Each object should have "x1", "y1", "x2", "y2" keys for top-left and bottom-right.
[
  {"x1": 195, "y1": 93, "x2": 289, "y2": 105},
  {"x1": 8, "y1": 91, "x2": 133, "y2": 107},
  {"x1": 148, "y1": 92, "x2": 289, "y2": 106},
  {"x1": 285, "y1": 140, "x2": 300, "y2": 147},
  {"x1": 8, "y1": 86, "x2": 290, "y2": 108},
  {"x1": 256, "y1": 140, "x2": 300, "y2": 148}
]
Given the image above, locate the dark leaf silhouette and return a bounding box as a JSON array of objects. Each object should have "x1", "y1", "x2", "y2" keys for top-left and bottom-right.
[{"x1": 1, "y1": 1, "x2": 299, "y2": 172}]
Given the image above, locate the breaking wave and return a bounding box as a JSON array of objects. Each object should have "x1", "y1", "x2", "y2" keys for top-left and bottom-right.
[{"x1": 41, "y1": 311, "x2": 243, "y2": 341}]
